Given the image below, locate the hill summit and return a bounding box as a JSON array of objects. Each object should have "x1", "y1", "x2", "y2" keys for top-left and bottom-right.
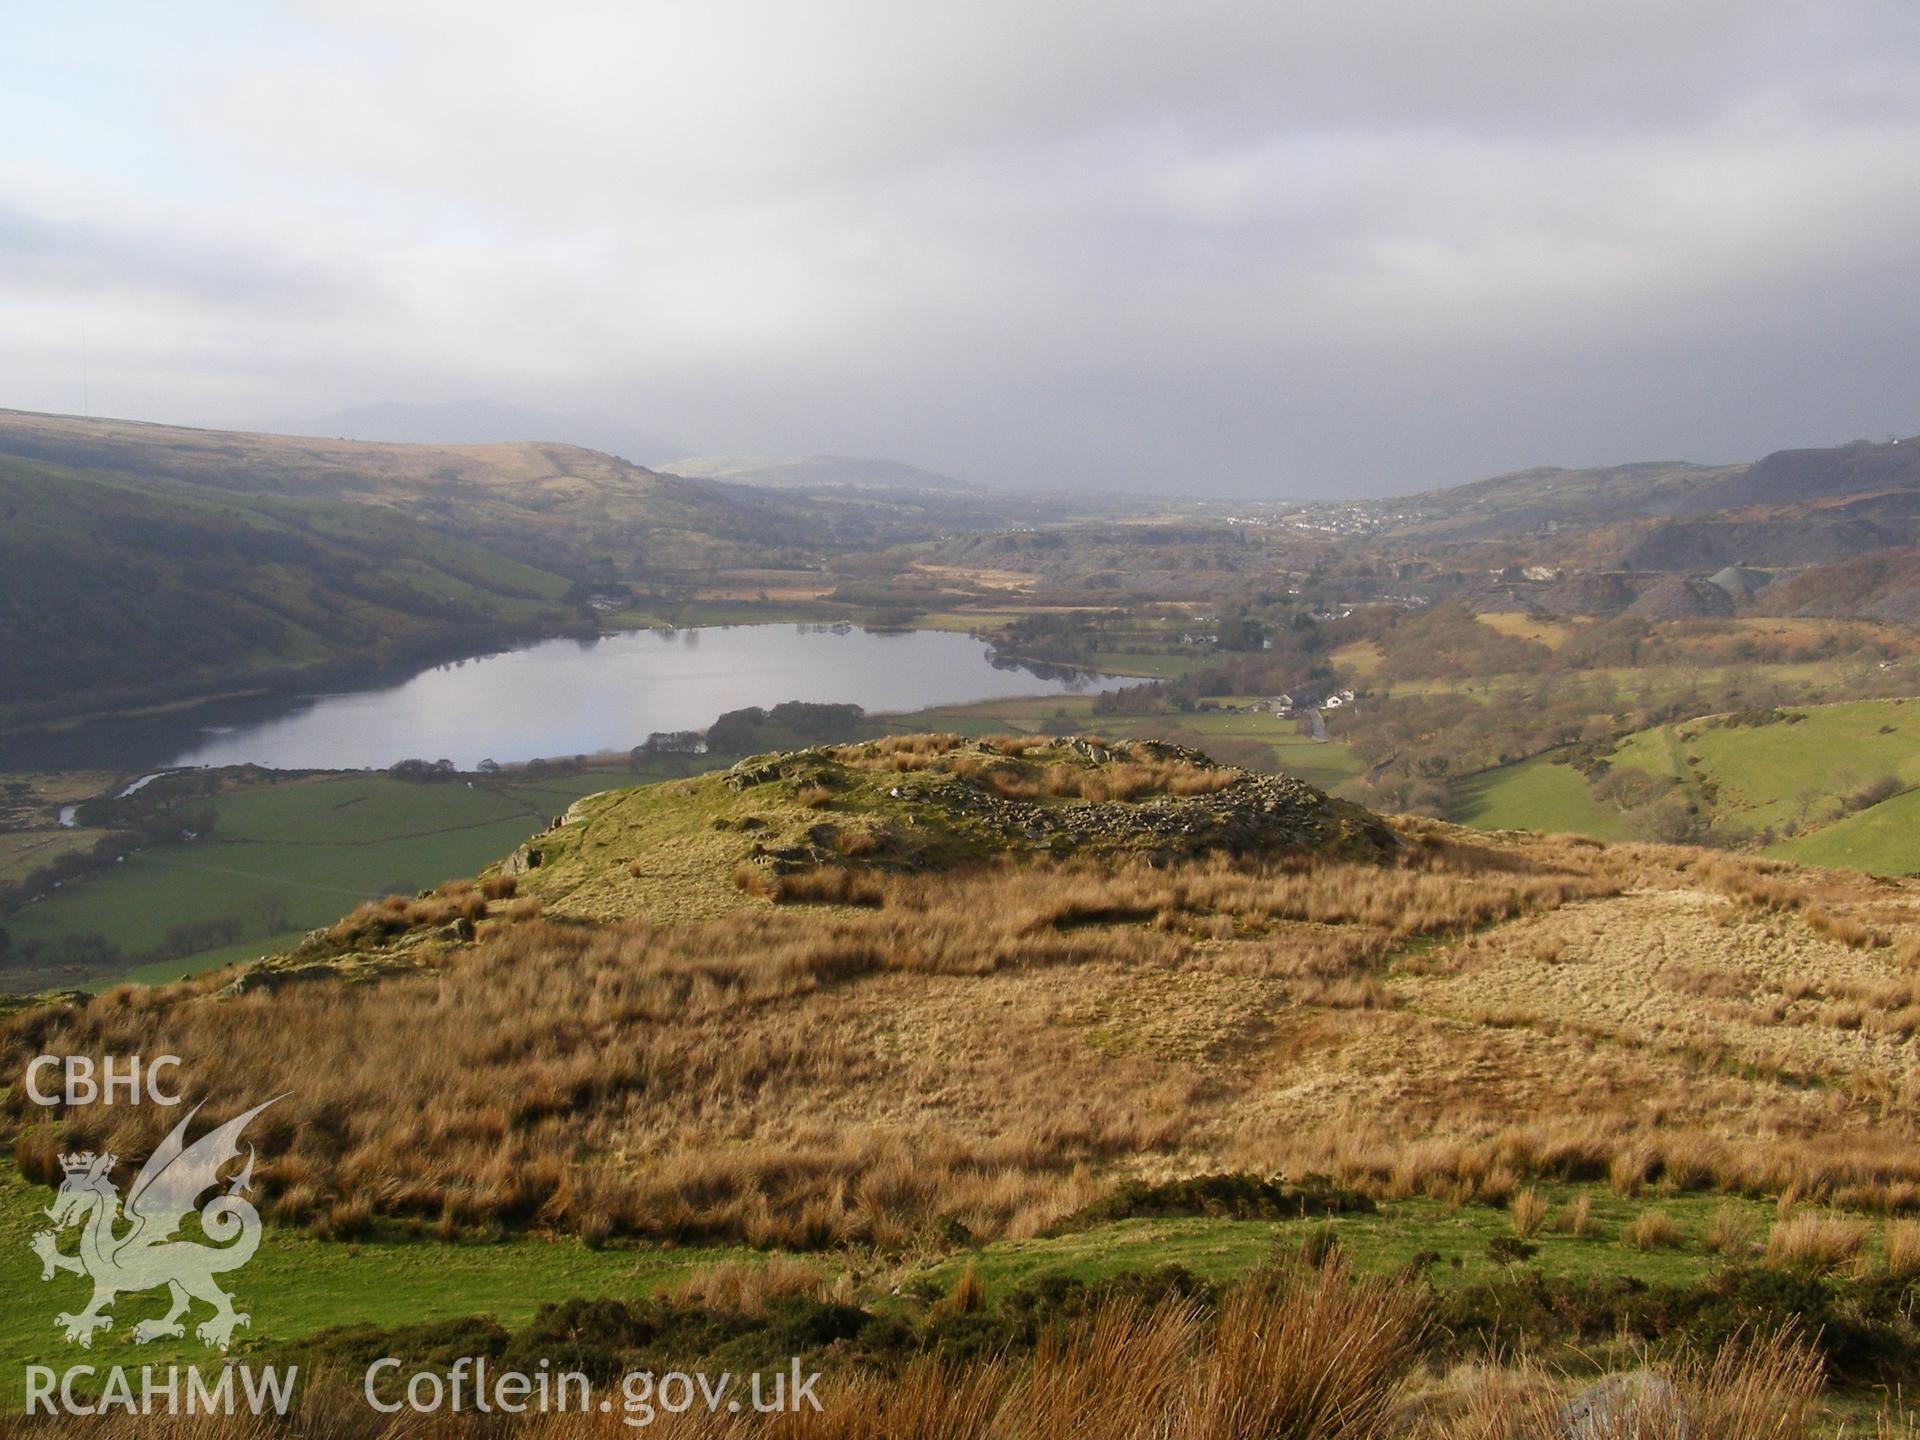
[{"x1": 506, "y1": 735, "x2": 1398, "y2": 925}]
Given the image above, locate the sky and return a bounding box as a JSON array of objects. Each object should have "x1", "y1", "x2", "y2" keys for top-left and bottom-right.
[{"x1": 2, "y1": 1, "x2": 1918, "y2": 497}]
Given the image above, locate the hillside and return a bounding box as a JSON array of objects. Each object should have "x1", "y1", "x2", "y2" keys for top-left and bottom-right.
[
  {"x1": 10, "y1": 738, "x2": 1920, "y2": 1422},
  {"x1": 0, "y1": 407, "x2": 900, "y2": 720},
  {"x1": 60, "y1": 736, "x2": 1920, "y2": 1252},
  {"x1": 1689, "y1": 435, "x2": 1920, "y2": 511},
  {"x1": 1760, "y1": 548, "x2": 1920, "y2": 625},
  {"x1": 0, "y1": 452, "x2": 579, "y2": 719},
  {"x1": 1381, "y1": 459, "x2": 1741, "y2": 540},
  {"x1": 1618, "y1": 513, "x2": 1900, "y2": 570},
  {"x1": 1377, "y1": 437, "x2": 1920, "y2": 580},
  {"x1": 0, "y1": 408, "x2": 811, "y2": 579},
  {"x1": 252, "y1": 398, "x2": 681, "y2": 465},
  {"x1": 1449, "y1": 698, "x2": 1920, "y2": 873}
]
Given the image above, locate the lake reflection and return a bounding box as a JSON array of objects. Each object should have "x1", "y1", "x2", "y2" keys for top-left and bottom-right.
[{"x1": 0, "y1": 626, "x2": 1118, "y2": 773}]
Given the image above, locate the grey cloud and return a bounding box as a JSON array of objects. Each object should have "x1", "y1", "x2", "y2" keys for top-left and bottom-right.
[
  {"x1": 3, "y1": 1, "x2": 1918, "y2": 495},
  {"x1": 0, "y1": 200, "x2": 386, "y2": 312}
]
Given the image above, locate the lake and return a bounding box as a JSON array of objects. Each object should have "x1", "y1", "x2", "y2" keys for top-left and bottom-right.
[{"x1": 0, "y1": 625, "x2": 1119, "y2": 773}]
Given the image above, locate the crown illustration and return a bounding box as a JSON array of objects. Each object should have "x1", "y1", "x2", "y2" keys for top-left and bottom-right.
[{"x1": 58, "y1": 1151, "x2": 114, "y2": 1176}]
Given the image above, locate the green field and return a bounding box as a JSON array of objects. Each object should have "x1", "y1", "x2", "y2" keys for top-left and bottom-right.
[
  {"x1": 2, "y1": 762, "x2": 718, "y2": 988},
  {"x1": 1769, "y1": 785, "x2": 1920, "y2": 875},
  {"x1": 1452, "y1": 754, "x2": 1633, "y2": 840},
  {"x1": 1445, "y1": 700, "x2": 1920, "y2": 869},
  {"x1": 1611, "y1": 697, "x2": 1920, "y2": 826},
  {"x1": 1610, "y1": 697, "x2": 1920, "y2": 851}
]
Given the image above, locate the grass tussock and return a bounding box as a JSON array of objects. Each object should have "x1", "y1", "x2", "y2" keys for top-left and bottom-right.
[
  {"x1": 1766, "y1": 1213, "x2": 1869, "y2": 1275},
  {"x1": 1621, "y1": 1210, "x2": 1685, "y2": 1252},
  {"x1": 1885, "y1": 1218, "x2": 1920, "y2": 1279},
  {"x1": 942, "y1": 1260, "x2": 987, "y2": 1316},
  {"x1": 7, "y1": 780, "x2": 1919, "y2": 1252},
  {"x1": 1509, "y1": 1187, "x2": 1549, "y2": 1240},
  {"x1": 313, "y1": 880, "x2": 493, "y2": 951},
  {"x1": 1405, "y1": 1327, "x2": 1821, "y2": 1440},
  {"x1": 670, "y1": 1256, "x2": 835, "y2": 1316},
  {"x1": 1706, "y1": 1203, "x2": 1760, "y2": 1257}
]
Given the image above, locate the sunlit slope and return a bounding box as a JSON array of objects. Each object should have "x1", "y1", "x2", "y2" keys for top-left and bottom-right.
[{"x1": 1449, "y1": 699, "x2": 1920, "y2": 873}]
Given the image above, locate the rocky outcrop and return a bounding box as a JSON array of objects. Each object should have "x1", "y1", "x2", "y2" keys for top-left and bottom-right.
[{"x1": 724, "y1": 736, "x2": 1396, "y2": 869}]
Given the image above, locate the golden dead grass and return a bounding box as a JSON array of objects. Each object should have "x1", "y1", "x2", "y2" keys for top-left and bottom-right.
[
  {"x1": 1885, "y1": 1219, "x2": 1920, "y2": 1279},
  {"x1": 1621, "y1": 1210, "x2": 1685, "y2": 1251},
  {"x1": 1401, "y1": 1328, "x2": 1821, "y2": 1440},
  {"x1": 6, "y1": 814, "x2": 1920, "y2": 1249},
  {"x1": 1706, "y1": 1204, "x2": 1760, "y2": 1258},
  {"x1": 1765, "y1": 1213, "x2": 1869, "y2": 1275},
  {"x1": 670, "y1": 1256, "x2": 837, "y2": 1316},
  {"x1": 1509, "y1": 1187, "x2": 1549, "y2": 1239}
]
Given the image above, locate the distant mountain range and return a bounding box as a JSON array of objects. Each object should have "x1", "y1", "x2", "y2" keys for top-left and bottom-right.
[
  {"x1": 1386, "y1": 436, "x2": 1920, "y2": 566},
  {"x1": 247, "y1": 399, "x2": 683, "y2": 468},
  {"x1": 250, "y1": 402, "x2": 985, "y2": 499},
  {"x1": 663, "y1": 454, "x2": 979, "y2": 494},
  {"x1": 10, "y1": 401, "x2": 1920, "y2": 718},
  {"x1": 1377, "y1": 432, "x2": 1920, "y2": 625}
]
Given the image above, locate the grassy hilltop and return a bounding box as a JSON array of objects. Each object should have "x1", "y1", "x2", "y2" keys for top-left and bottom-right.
[{"x1": 8, "y1": 738, "x2": 1920, "y2": 1429}]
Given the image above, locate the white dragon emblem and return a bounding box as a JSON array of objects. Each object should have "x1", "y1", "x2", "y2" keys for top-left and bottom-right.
[{"x1": 30, "y1": 1096, "x2": 283, "y2": 1351}]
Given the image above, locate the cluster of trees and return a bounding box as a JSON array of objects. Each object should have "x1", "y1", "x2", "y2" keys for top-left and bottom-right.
[
  {"x1": 0, "y1": 927, "x2": 120, "y2": 980},
  {"x1": 995, "y1": 596, "x2": 1323, "y2": 672},
  {"x1": 1089, "y1": 611, "x2": 1333, "y2": 719},
  {"x1": 388, "y1": 758, "x2": 462, "y2": 782},
  {"x1": 706, "y1": 702, "x2": 874, "y2": 754},
  {"x1": 1367, "y1": 604, "x2": 1552, "y2": 680},
  {"x1": 634, "y1": 731, "x2": 705, "y2": 757}
]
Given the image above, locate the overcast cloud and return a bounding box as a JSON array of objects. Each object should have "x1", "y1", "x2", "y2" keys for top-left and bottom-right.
[{"x1": 2, "y1": 1, "x2": 1917, "y2": 495}]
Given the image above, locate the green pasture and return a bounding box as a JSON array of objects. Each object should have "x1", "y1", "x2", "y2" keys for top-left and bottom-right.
[
  {"x1": 1452, "y1": 755, "x2": 1632, "y2": 841},
  {"x1": 2, "y1": 762, "x2": 715, "y2": 988},
  {"x1": 1769, "y1": 785, "x2": 1920, "y2": 876},
  {"x1": 1612, "y1": 697, "x2": 1920, "y2": 838}
]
